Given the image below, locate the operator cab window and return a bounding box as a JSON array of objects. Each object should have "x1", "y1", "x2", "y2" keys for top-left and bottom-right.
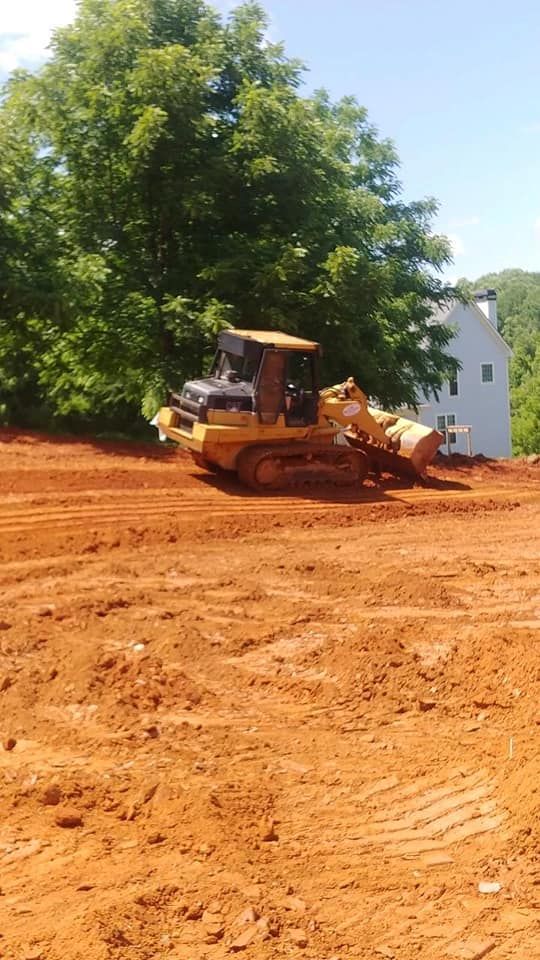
[
  {"x1": 214, "y1": 350, "x2": 256, "y2": 383},
  {"x1": 283, "y1": 352, "x2": 318, "y2": 426},
  {"x1": 286, "y1": 353, "x2": 316, "y2": 395}
]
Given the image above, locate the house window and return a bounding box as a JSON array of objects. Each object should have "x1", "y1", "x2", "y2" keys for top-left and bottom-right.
[
  {"x1": 437, "y1": 413, "x2": 457, "y2": 445},
  {"x1": 481, "y1": 362, "x2": 494, "y2": 384},
  {"x1": 449, "y1": 374, "x2": 459, "y2": 397}
]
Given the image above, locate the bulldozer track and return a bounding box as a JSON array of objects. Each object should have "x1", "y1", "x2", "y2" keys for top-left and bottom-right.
[{"x1": 237, "y1": 442, "x2": 368, "y2": 490}]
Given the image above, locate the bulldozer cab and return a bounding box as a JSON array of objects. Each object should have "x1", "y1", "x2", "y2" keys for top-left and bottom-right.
[{"x1": 215, "y1": 330, "x2": 320, "y2": 427}]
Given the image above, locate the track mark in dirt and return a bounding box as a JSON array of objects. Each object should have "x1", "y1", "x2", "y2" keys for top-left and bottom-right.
[{"x1": 283, "y1": 766, "x2": 506, "y2": 861}]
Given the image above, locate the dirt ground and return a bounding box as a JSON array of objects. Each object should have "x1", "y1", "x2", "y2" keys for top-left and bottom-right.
[{"x1": 0, "y1": 429, "x2": 539, "y2": 960}]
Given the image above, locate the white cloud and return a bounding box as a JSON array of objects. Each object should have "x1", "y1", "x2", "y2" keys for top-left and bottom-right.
[
  {"x1": 0, "y1": 1, "x2": 77, "y2": 73},
  {"x1": 447, "y1": 233, "x2": 465, "y2": 258},
  {"x1": 534, "y1": 217, "x2": 540, "y2": 239},
  {"x1": 449, "y1": 215, "x2": 480, "y2": 228}
]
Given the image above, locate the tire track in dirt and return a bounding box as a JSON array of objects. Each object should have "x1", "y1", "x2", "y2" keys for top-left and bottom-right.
[
  {"x1": 287, "y1": 775, "x2": 505, "y2": 858},
  {"x1": 0, "y1": 485, "x2": 534, "y2": 537}
]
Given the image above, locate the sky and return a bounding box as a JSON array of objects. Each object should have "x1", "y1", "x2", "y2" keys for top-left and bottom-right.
[{"x1": 2, "y1": 0, "x2": 540, "y2": 281}]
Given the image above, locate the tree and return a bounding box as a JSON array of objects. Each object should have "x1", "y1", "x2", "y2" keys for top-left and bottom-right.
[
  {"x1": 511, "y1": 350, "x2": 540, "y2": 454},
  {"x1": 0, "y1": 70, "x2": 66, "y2": 425},
  {"x1": 0, "y1": 0, "x2": 457, "y2": 431}
]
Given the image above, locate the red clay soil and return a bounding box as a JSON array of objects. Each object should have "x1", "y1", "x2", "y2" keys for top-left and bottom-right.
[{"x1": 0, "y1": 428, "x2": 539, "y2": 960}]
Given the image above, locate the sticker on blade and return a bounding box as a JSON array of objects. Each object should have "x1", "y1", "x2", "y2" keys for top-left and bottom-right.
[{"x1": 343, "y1": 402, "x2": 361, "y2": 417}]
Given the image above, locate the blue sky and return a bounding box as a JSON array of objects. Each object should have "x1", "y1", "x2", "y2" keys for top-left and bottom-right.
[{"x1": 2, "y1": 0, "x2": 540, "y2": 280}]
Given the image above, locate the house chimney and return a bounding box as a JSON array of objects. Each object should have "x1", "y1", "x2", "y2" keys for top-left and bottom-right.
[{"x1": 474, "y1": 288, "x2": 498, "y2": 329}]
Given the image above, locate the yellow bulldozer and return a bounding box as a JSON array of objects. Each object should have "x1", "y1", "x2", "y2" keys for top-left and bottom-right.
[{"x1": 156, "y1": 329, "x2": 443, "y2": 490}]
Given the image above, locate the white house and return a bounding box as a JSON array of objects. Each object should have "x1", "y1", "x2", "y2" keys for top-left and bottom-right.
[{"x1": 407, "y1": 290, "x2": 513, "y2": 458}]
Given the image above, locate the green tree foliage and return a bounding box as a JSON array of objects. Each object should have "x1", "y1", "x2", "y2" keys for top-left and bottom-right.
[
  {"x1": 0, "y1": 0, "x2": 456, "y2": 431},
  {"x1": 461, "y1": 270, "x2": 540, "y2": 454}
]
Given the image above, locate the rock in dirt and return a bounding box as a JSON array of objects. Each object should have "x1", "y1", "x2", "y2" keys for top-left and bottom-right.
[
  {"x1": 256, "y1": 917, "x2": 274, "y2": 941},
  {"x1": 41, "y1": 783, "x2": 63, "y2": 806},
  {"x1": 3, "y1": 736, "x2": 17, "y2": 751},
  {"x1": 289, "y1": 927, "x2": 308, "y2": 948},
  {"x1": 144, "y1": 724, "x2": 160, "y2": 739},
  {"x1": 22, "y1": 949, "x2": 42, "y2": 960},
  {"x1": 204, "y1": 917, "x2": 225, "y2": 944},
  {"x1": 259, "y1": 816, "x2": 278, "y2": 841},
  {"x1": 236, "y1": 907, "x2": 259, "y2": 924},
  {"x1": 185, "y1": 902, "x2": 204, "y2": 920},
  {"x1": 417, "y1": 698, "x2": 437, "y2": 712},
  {"x1": 14, "y1": 905, "x2": 34, "y2": 916},
  {"x1": 282, "y1": 895, "x2": 307, "y2": 912},
  {"x1": 1, "y1": 675, "x2": 13, "y2": 692},
  {"x1": 146, "y1": 831, "x2": 166, "y2": 845},
  {"x1": 229, "y1": 923, "x2": 259, "y2": 952},
  {"x1": 422, "y1": 852, "x2": 455, "y2": 868},
  {"x1": 478, "y1": 881, "x2": 501, "y2": 894},
  {"x1": 205, "y1": 900, "x2": 223, "y2": 914},
  {"x1": 54, "y1": 808, "x2": 83, "y2": 829},
  {"x1": 203, "y1": 908, "x2": 223, "y2": 923}
]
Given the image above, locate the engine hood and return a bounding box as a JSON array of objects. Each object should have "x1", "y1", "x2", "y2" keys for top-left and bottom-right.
[{"x1": 183, "y1": 377, "x2": 253, "y2": 403}]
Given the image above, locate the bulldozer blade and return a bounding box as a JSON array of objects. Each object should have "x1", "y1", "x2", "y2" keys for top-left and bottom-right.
[
  {"x1": 345, "y1": 413, "x2": 444, "y2": 479},
  {"x1": 344, "y1": 433, "x2": 417, "y2": 478}
]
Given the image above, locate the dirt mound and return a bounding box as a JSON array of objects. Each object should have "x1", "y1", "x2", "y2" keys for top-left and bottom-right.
[{"x1": 431, "y1": 450, "x2": 539, "y2": 485}]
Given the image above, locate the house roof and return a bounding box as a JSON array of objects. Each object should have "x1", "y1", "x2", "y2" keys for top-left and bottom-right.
[{"x1": 433, "y1": 300, "x2": 513, "y2": 358}]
